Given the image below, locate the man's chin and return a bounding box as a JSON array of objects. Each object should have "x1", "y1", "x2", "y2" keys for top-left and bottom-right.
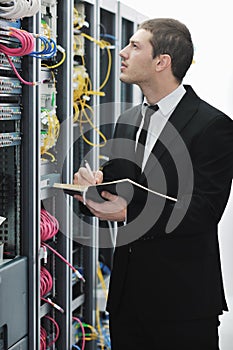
[{"x1": 120, "y1": 74, "x2": 131, "y2": 84}]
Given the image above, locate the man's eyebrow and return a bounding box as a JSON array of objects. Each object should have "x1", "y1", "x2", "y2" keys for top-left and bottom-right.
[{"x1": 129, "y1": 39, "x2": 140, "y2": 45}]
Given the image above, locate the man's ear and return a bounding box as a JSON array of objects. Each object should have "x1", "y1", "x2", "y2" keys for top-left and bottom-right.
[{"x1": 154, "y1": 54, "x2": 171, "y2": 72}]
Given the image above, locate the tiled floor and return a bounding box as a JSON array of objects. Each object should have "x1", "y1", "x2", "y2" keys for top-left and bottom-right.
[{"x1": 219, "y1": 296, "x2": 233, "y2": 350}]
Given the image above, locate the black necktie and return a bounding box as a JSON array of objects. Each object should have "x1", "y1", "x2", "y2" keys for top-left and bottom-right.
[{"x1": 136, "y1": 104, "x2": 159, "y2": 168}]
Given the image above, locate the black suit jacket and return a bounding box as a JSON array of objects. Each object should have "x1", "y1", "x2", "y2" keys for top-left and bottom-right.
[{"x1": 103, "y1": 85, "x2": 233, "y2": 320}]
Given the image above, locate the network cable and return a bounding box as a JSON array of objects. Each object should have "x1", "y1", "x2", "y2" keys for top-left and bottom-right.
[
  {"x1": 29, "y1": 36, "x2": 57, "y2": 59},
  {"x1": 41, "y1": 44, "x2": 66, "y2": 69},
  {"x1": 40, "y1": 209, "x2": 59, "y2": 241},
  {"x1": 80, "y1": 32, "x2": 112, "y2": 92},
  {"x1": 40, "y1": 264, "x2": 64, "y2": 313},
  {"x1": 40, "y1": 210, "x2": 84, "y2": 312},
  {"x1": 41, "y1": 242, "x2": 85, "y2": 283},
  {"x1": 72, "y1": 316, "x2": 86, "y2": 350},
  {"x1": 0, "y1": 27, "x2": 34, "y2": 56},
  {"x1": 0, "y1": 0, "x2": 40, "y2": 20},
  {"x1": 40, "y1": 315, "x2": 60, "y2": 350},
  {"x1": 40, "y1": 109, "x2": 60, "y2": 160}
]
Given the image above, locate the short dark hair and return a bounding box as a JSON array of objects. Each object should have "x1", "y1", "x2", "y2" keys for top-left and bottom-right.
[{"x1": 139, "y1": 18, "x2": 194, "y2": 82}]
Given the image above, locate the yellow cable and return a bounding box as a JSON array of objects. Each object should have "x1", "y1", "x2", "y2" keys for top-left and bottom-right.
[
  {"x1": 99, "y1": 43, "x2": 112, "y2": 91},
  {"x1": 74, "y1": 35, "x2": 86, "y2": 65},
  {"x1": 96, "y1": 305, "x2": 105, "y2": 350},
  {"x1": 97, "y1": 263, "x2": 108, "y2": 300},
  {"x1": 96, "y1": 262, "x2": 110, "y2": 349},
  {"x1": 41, "y1": 110, "x2": 60, "y2": 157},
  {"x1": 78, "y1": 101, "x2": 107, "y2": 147},
  {"x1": 72, "y1": 32, "x2": 110, "y2": 147},
  {"x1": 42, "y1": 50, "x2": 66, "y2": 69},
  {"x1": 81, "y1": 32, "x2": 112, "y2": 92},
  {"x1": 41, "y1": 151, "x2": 56, "y2": 162}
]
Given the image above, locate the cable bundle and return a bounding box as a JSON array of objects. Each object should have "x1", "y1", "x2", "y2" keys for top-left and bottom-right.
[
  {"x1": 40, "y1": 109, "x2": 60, "y2": 159},
  {"x1": 40, "y1": 209, "x2": 59, "y2": 242},
  {"x1": 0, "y1": 0, "x2": 40, "y2": 20},
  {"x1": 40, "y1": 266, "x2": 53, "y2": 297},
  {"x1": 40, "y1": 315, "x2": 60, "y2": 350},
  {"x1": 40, "y1": 210, "x2": 85, "y2": 282},
  {"x1": 40, "y1": 264, "x2": 64, "y2": 313},
  {"x1": 72, "y1": 316, "x2": 86, "y2": 350},
  {"x1": 29, "y1": 35, "x2": 57, "y2": 59},
  {"x1": 0, "y1": 26, "x2": 37, "y2": 85},
  {"x1": 0, "y1": 27, "x2": 34, "y2": 56},
  {"x1": 72, "y1": 28, "x2": 111, "y2": 147}
]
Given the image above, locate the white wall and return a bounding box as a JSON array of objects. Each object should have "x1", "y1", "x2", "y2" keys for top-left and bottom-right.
[{"x1": 121, "y1": 0, "x2": 233, "y2": 347}]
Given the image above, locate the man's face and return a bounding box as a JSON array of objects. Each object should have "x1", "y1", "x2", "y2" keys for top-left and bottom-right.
[{"x1": 119, "y1": 29, "x2": 156, "y2": 86}]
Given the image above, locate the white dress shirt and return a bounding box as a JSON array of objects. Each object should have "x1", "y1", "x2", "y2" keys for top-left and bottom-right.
[{"x1": 136, "y1": 84, "x2": 186, "y2": 171}]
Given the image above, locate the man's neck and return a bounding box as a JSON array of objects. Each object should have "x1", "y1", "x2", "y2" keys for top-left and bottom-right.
[{"x1": 140, "y1": 80, "x2": 181, "y2": 105}]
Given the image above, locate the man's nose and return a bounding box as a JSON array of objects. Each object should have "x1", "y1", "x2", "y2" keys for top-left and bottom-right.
[{"x1": 119, "y1": 46, "x2": 128, "y2": 58}]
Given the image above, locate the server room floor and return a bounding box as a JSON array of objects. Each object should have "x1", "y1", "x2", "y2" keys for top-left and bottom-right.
[{"x1": 219, "y1": 296, "x2": 233, "y2": 350}]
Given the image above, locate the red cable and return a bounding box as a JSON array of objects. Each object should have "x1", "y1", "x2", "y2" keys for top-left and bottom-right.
[
  {"x1": 44, "y1": 315, "x2": 60, "y2": 348},
  {"x1": 40, "y1": 315, "x2": 60, "y2": 349},
  {"x1": 40, "y1": 266, "x2": 53, "y2": 297},
  {"x1": 40, "y1": 209, "x2": 59, "y2": 241},
  {"x1": 40, "y1": 210, "x2": 85, "y2": 282},
  {"x1": 5, "y1": 54, "x2": 35, "y2": 86},
  {"x1": 72, "y1": 316, "x2": 86, "y2": 350},
  {"x1": 42, "y1": 242, "x2": 85, "y2": 282},
  {"x1": 0, "y1": 27, "x2": 34, "y2": 56},
  {"x1": 40, "y1": 326, "x2": 47, "y2": 350}
]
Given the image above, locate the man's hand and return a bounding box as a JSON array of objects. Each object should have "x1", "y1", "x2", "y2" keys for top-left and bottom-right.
[
  {"x1": 73, "y1": 167, "x2": 103, "y2": 186},
  {"x1": 73, "y1": 167, "x2": 127, "y2": 222},
  {"x1": 80, "y1": 190, "x2": 127, "y2": 222}
]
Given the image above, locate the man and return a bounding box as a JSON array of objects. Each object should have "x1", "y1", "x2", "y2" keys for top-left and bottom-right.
[{"x1": 74, "y1": 18, "x2": 233, "y2": 350}]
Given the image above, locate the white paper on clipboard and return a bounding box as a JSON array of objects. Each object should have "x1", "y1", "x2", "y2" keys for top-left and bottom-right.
[{"x1": 0, "y1": 216, "x2": 6, "y2": 226}]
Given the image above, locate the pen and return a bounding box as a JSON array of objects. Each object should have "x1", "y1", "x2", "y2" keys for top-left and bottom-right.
[{"x1": 84, "y1": 160, "x2": 95, "y2": 181}]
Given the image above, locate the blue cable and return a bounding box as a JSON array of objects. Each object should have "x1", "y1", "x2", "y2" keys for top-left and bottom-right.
[
  {"x1": 99, "y1": 262, "x2": 111, "y2": 276},
  {"x1": 72, "y1": 345, "x2": 81, "y2": 350},
  {"x1": 29, "y1": 36, "x2": 57, "y2": 59},
  {"x1": 100, "y1": 33, "x2": 117, "y2": 41}
]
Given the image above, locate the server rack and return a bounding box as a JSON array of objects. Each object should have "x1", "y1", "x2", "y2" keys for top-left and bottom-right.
[
  {"x1": 0, "y1": 15, "x2": 28, "y2": 350},
  {"x1": 16, "y1": 2, "x2": 73, "y2": 349},
  {"x1": 0, "y1": 2, "x2": 146, "y2": 349}
]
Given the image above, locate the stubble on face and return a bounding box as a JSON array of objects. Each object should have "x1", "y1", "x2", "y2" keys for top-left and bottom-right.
[{"x1": 119, "y1": 29, "x2": 155, "y2": 87}]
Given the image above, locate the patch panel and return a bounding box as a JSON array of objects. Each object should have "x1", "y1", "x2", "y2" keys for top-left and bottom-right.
[
  {"x1": 0, "y1": 77, "x2": 22, "y2": 95},
  {"x1": 0, "y1": 132, "x2": 21, "y2": 147},
  {"x1": 0, "y1": 53, "x2": 21, "y2": 71},
  {"x1": 0, "y1": 19, "x2": 21, "y2": 29},
  {"x1": 0, "y1": 104, "x2": 21, "y2": 120},
  {"x1": 0, "y1": 28, "x2": 21, "y2": 46}
]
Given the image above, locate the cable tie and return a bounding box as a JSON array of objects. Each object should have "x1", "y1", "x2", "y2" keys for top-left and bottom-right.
[{"x1": 83, "y1": 95, "x2": 90, "y2": 101}]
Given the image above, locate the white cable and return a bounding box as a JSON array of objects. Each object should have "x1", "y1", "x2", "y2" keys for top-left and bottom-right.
[{"x1": 0, "y1": 0, "x2": 40, "y2": 20}]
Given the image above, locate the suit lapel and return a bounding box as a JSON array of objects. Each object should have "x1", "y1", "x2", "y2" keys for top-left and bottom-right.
[{"x1": 143, "y1": 85, "x2": 200, "y2": 177}]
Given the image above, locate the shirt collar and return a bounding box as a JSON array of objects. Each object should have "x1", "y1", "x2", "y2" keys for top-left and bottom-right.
[{"x1": 142, "y1": 84, "x2": 186, "y2": 117}]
